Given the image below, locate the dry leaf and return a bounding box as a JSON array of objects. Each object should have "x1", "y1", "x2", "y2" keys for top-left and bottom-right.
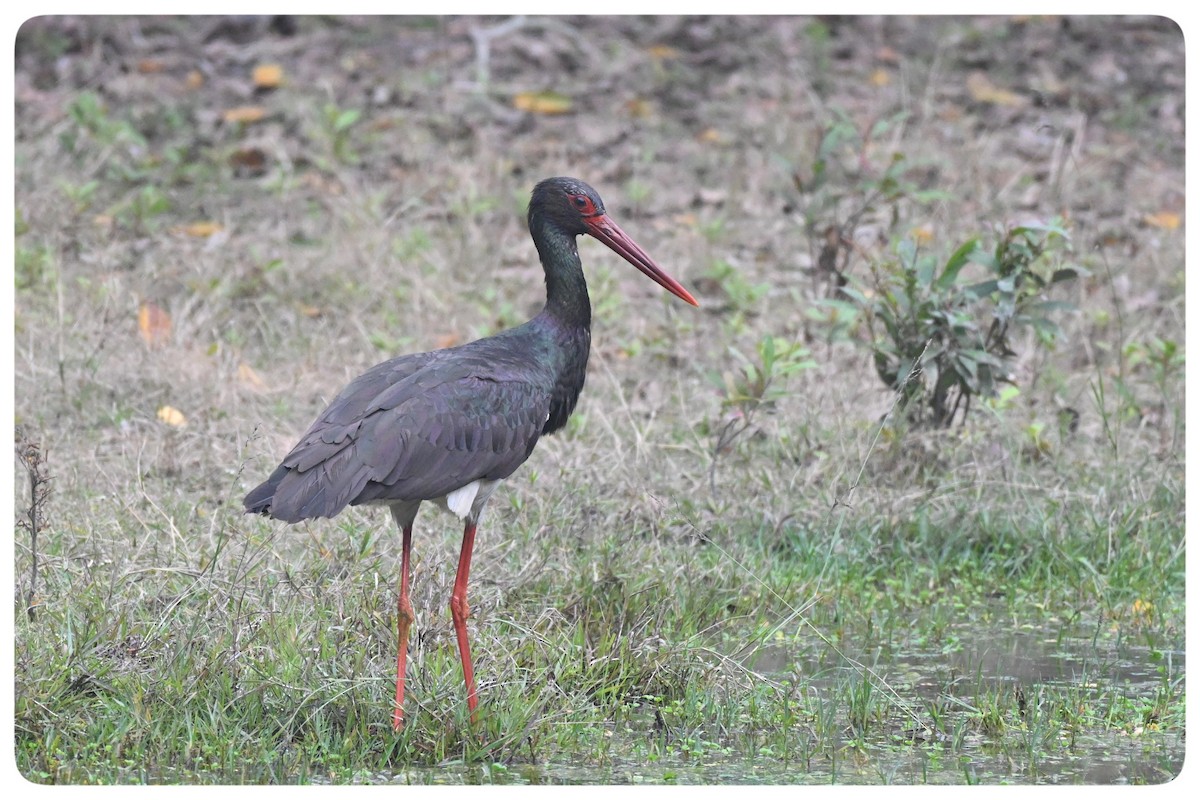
[
  {"x1": 623, "y1": 98, "x2": 653, "y2": 118},
  {"x1": 966, "y1": 72, "x2": 1026, "y2": 107},
  {"x1": 301, "y1": 172, "x2": 344, "y2": 195},
  {"x1": 1143, "y1": 211, "x2": 1181, "y2": 230},
  {"x1": 646, "y1": 44, "x2": 680, "y2": 60},
  {"x1": 298, "y1": 303, "x2": 323, "y2": 318},
  {"x1": 1131, "y1": 598, "x2": 1154, "y2": 621},
  {"x1": 697, "y1": 128, "x2": 727, "y2": 145},
  {"x1": 869, "y1": 68, "x2": 891, "y2": 87},
  {"x1": 157, "y1": 405, "x2": 188, "y2": 427},
  {"x1": 238, "y1": 362, "x2": 266, "y2": 390},
  {"x1": 175, "y1": 222, "x2": 224, "y2": 238},
  {"x1": 938, "y1": 105, "x2": 965, "y2": 122},
  {"x1": 186, "y1": 70, "x2": 205, "y2": 90},
  {"x1": 138, "y1": 301, "x2": 172, "y2": 346},
  {"x1": 229, "y1": 147, "x2": 268, "y2": 174},
  {"x1": 252, "y1": 63, "x2": 284, "y2": 89},
  {"x1": 512, "y1": 91, "x2": 572, "y2": 115},
  {"x1": 434, "y1": 333, "x2": 462, "y2": 349},
  {"x1": 222, "y1": 106, "x2": 268, "y2": 124},
  {"x1": 137, "y1": 58, "x2": 166, "y2": 74},
  {"x1": 911, "y1": 225, "x2": 935, "y2": 245}
]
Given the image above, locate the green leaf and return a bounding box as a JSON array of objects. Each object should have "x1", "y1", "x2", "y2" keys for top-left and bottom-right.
[
  {"x1": 964, "y1": 279, "x2": 999, "y2": 298},
  {"x1": 968, "y1": 248, "x2": 998, "y2": 271},
  {"x1": 935, "y1": 237, "x2": 981, "y2": 291},
  {"x1": 955, "y1": 352, "x2": 979, "y2": 379},
  {"x1": 1011, "y1": 219, "x2": 1070, "y2": 239},
  {"x1": 915, "y1": 253, "x2": 937, "y2": 287},
  {"x1": 333, "y1": 108, "x2": 361, "y2": 132}
]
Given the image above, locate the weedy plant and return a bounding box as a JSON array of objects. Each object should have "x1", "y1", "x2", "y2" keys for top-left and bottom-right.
[
  {"x1": 792, "y1": 112, "x2": 1084, "y2": 430},
  {"x1": 708, "y1": 334, "x2": 815, "y2": 493},
  {"x1": 318, "y1": 103, "x2": 364, "y2": 166},
  {"x1": 15, "y1": 435, "x2": 52, "y2": 621},
  {"x1": 789, "y1": 108, "x2": 950, "y2": 290},
  {"x1": 841, "y1": 220, "x2": 1083, "y2": 428}
]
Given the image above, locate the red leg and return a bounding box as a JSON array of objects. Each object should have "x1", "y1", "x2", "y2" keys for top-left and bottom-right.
[
  {"x1": 393, "y1": 524, "x2": 414, "y2": 732},
  {"x1": 449, "y1": 522, "x2": 479, "y2": 721}
]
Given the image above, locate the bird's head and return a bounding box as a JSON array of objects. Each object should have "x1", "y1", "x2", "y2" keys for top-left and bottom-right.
[{"x1": 528, "y1": 177, "x2": 699, "y2": 307}]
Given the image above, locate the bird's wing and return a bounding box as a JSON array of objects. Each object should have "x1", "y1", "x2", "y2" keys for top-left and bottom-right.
[{"x1": 244, "y1": 351, "x2": 551, "y2": 522}]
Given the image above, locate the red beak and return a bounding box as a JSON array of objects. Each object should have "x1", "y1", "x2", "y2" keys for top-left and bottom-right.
[{"x1": 584, "y1": 215, "x2": 700, "y2": 307}]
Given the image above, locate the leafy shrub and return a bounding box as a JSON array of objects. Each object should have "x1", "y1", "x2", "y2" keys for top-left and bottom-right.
[{"x1": 841, "y1": 220, "x2": 1084, "y2": 427}]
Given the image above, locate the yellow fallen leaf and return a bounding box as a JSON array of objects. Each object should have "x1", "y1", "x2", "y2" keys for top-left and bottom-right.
[
  {"x1": 175, "y1": 222, "x2": 224, "y2": 238},
  {"x1": 238, "y1": 362, "x2": 266, "y2": 390},
  {"x1": 869, "y1": 68, "x2": 891, "y2": 87},
  {"x1": 157, "y1": 405, "x2": 188, "y2": 427},
  {"x1": 697, "y1": 128, "x2": 727, "y2": 145},
  {"x1": 137, "y1": 58, "x2": 166, "y2": 74},
  {"x1": 911, "y1": 225, "x2": 935, "y2": 245},
  {"x1": 512, "y1": 91, "x2": 572, "y2": 115},
  {"x1": 1143, "y1": 211, "x2": 1180, "y2": 230},
  {"x1": 298, "y1": 303, "x2": 323, "y2": 318},
  {"x1": 252, "y1": 63, "x2": 284, "y2": 89},
  {"x1": 138, "y1": 301, "x2": 172, "y2": 346},
  {"x1": 186, "y1": 70, "x2": 205, "y2": 90},
  {"x1": 966, "y1": 72, "x2": 1026, "y2": 107},
  {"x1": 646, "y1": 44, "x2": 679, "y2": 60},
  {"x1": 222, "y1": 106, "x2": 268, "y2": 124}
]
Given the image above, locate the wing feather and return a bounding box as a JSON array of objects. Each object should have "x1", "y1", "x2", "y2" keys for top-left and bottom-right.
[{"x1": 244, "y1": 348, "x2": 551, "y2": 521}]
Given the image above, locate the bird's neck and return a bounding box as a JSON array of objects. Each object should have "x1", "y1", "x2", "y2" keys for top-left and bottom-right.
[
  {"x1": 528, "y1": 223, "x2": 592, "y2": 435},
  {"x1": 533, "y1": 225, "x2": 592, "y2": 331}
]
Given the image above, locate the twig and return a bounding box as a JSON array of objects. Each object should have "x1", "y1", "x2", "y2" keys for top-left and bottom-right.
[
  {"x1": 468, "y1": 15, "x2": 527, "y2": 91},
  {"x1": 708, "y1": 413, "x2": 752, "y2": 497}
]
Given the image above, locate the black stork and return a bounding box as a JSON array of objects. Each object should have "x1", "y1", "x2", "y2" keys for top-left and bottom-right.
[{"x1": 244, "y1": 177, "x2": 698, "y2": 731}]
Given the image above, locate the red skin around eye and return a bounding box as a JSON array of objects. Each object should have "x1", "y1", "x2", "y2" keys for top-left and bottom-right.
[{"x1": 572, "y1": 195, "x2": 597, "y2": 215}]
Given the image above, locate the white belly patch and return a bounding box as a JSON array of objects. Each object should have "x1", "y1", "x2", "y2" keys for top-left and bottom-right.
[{"x1": 444, "y1": 480, "x2": 481, "y2": 518}]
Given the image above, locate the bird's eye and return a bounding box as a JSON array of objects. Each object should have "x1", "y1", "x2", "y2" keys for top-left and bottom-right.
[{"x1": 570, "y1": 195, "x2": 595, "y2": 214}]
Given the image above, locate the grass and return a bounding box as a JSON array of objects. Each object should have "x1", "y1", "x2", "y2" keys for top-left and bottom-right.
[
  {"x1": 12, "y1": 436, "x2": 1184, "y2": 783},
  {"x1": 11, "y1": 15, "x2": 1185, "y2": 785}
]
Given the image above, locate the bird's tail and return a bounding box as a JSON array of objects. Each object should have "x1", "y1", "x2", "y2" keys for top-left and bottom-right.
[
  {"x1": 243, "y1": 447, "x2": 373, "y2": 523},
  {"x1": 243, "y1": 465, "x2": 288, "y2": 516}
]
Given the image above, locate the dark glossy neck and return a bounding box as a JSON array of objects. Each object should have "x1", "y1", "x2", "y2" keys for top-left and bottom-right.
[{"x1": 531, "y1": 220, "x2": 592, "y2": 330}]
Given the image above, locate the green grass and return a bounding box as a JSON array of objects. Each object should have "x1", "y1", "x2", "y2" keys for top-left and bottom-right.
[
  {"x1": 12, "y1": 15, "x2": 1184, "y2": 786},
  {"x1": 13, "y1": 449, "x2": 1183, "y2": 783}
]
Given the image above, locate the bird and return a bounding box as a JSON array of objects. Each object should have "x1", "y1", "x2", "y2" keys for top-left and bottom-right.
[{"x1": 243, "y1": 177, "x2": 699, "y2": 731}]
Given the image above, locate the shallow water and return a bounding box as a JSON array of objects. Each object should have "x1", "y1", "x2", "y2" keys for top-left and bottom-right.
[{"x1": 350, "y1": 615, "x2": 1184, "y2": 785}]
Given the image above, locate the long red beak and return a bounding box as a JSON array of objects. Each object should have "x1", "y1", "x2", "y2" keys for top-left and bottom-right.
[{"x1": 584, "y1": 215, "x2": 700, "y2": 307}]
